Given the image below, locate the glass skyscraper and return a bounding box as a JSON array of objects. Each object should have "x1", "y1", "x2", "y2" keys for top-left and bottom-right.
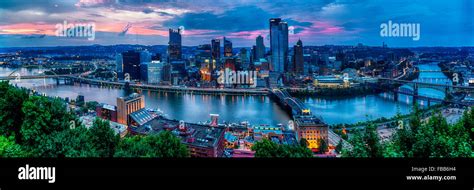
[
  {"x1": 168, "y1": 28, "x2": 182, "y2": 61},
  {"x1": 269, "y1": 18, "x2": 288, "y2": 73}
]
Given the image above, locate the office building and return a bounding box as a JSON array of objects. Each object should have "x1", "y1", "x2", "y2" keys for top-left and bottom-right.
[
  {"x1": 269, "y1": 18, "x2": 288, "y2": 73},
  {"x1": 147, "y1": 60, "x2": 163, "y2": 84},
  {"x1": 256, "y1": 35, "x2": 265, "y2": 60},
  {"x1": 122, "y1": 50, "x2": 141, "y2": 80},
  {"x1": 168, "y1": 28, "x2": 182, "y2": 61},
  {"x1": 224, "y1": 37, "x2": 233, "y2": 57},
  {"x1": 292, "y1": 39, "x2": 304, "y2": 74},
  {"x1": 211, "y1": 38, "x2": 221, "y2": 61},
  {"x1": 115, "y1": 53, "x2": 123, "y2": 75}
]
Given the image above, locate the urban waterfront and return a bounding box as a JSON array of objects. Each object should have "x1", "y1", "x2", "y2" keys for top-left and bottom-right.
[{"x1": 1, "y1": 63, "x2": 447, "y2": 125}]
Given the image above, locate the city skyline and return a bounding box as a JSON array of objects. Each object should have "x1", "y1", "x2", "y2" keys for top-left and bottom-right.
[{"x1": 0, "y1": 0, "x2": 473, "y2": 48}]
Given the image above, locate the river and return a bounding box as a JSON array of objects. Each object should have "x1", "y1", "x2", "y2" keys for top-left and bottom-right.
[{"x1": 0, "y1": 63, "x2": 449, "y2": 125}]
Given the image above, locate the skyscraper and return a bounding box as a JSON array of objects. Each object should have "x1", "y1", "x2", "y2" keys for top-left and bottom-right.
[
  {"x1": 115, "y1": 53, "x2": 123, "y2": 76},
  {"x1": 224, "y1": 37, "x2": 233, "y2": 57},
  {"x1": 293, "y1": 39, "x2": 304, "y2": 74},
  {"x1": 239, "y1": 48, "x2": 248, "y2": 66},
  {"x1": 211, "y1": 38, "x2": 221, "y2": 60},
  {"x1": 255, "y1": 35, "x2": 265, "y2": 60},
  {"x1": 168, "y1": 28, "x2": 182, "y2": 61},
  {"x1": 269, "y1": 18, "x2": 288, "y2": 73},
  {"x1": 147, "y1": 61, "x2": 164, "y2": 84},
  {"x1": 122, "y1": 50, "x2": 141, "y2": 80}
]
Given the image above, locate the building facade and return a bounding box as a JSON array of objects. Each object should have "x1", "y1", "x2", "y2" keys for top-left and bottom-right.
[
  {"x1": 122, "y1": 50, "x2": 141, "y2": 80},
  {"x1": 295, "y1": 115, "x2": 328, "y2": 151},
  {"x1": 269, "y1": 18, "x2": 288, "y2": 73},
  {"x1": 117, "y1": 93, "x2": 145, "y2": 125},
  {"x1": 168, "y1": 28, "x2": 182, "y2": 61}
]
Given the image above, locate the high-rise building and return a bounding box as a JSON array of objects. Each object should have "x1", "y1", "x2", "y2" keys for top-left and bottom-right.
[
  {"x1": 117, "y1": 93, "x2": 145, "y2": 125},
  {"x1": 147, "y1": 61, "x2": 163, "y2": 84},
  {"x1": 293, "y1": 39, "x2": 304, "y2": 74},
  {"x1": 211, "y1": 39, "x2": 221, "y2": 61},
  {"x1": 251, "y1": 45, "x2": 257, "y2": 64},
  {"x1": 168, "y1": 28, "x2": 182, "y2": 61},
  {"x1": 239, "y1": 48, "x2": 248, "y2": 66},
  {"x1": 256, "y1": 35, "x2": 265, "y2": 60},
  {"x1": 115, "y1": 53, "x2": 123, "y2": 77},
  {"x1": 122, "y1": 50, "x2": 141, "y2": 80},
  {"x1": 224, "y1": 37, "x2": 233, "y2": 57},
  {"x1": 269, "y1": 18, "x2": 288, "y2": 73}
]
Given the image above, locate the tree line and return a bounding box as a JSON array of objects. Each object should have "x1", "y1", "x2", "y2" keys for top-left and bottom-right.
[{"x1": 0, "y1": 81, "x2": 188, "y2": 158}]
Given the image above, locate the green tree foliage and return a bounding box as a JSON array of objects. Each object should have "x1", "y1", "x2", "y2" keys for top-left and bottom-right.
[
  {"x1": 0, "y1": 81, "x2": 29, "y2": 141},
  {"x1": 342, "y1": 131, "x2": 369, "y2": 157},
  {"x1": 252, "y1": 139, "x2": 313, "y2": 158},
  {"x1": 36, "y1": 126, "x2": 98, "y2": 157},
  {"x1": 385, "y1": 105, "x2": 472, "y2": 158},
  {"x1": 114, "y1": 131, "x2": 189, "y2": 158},
  {"x1": 20, "y1": 96, "x2": 79, "y2": 148},
  {"x1": 0, "y1": 136, "x2": 27, "y2": 157},
  {"x1": 89, "y1": 118, "x2": 120, "y2": 157},
  {"x1": 318, "y1": 138, "x2": 328, "y2": 154},
  {"x1": 461, "y1": 108, "x2": 474, "y2": 141},
  {"x1": 343, "y1": 123, "x2": 383, "y2": 157},
  {"x1": 335, "y1": 140, "x2": 343, "y2": 154}
]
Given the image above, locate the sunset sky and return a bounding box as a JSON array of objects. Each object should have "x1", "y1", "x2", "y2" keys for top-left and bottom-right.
[{"x1": 0, "y1": 0, "x2": 472, "y2": 47}]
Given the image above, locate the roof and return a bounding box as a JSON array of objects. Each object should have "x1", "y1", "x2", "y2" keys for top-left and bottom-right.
[
  {"x1": 130, "y1": 117, "x2": 225, "y2": 149},
  {"x1": 129, "y1": 109, "x2": 156, "y2": 126},
  {"x1": 102, "y1": 104, "x2": 116, "y2": 111}
]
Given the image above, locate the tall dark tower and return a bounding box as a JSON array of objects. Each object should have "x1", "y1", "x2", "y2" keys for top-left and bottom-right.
[
  {"x1": 293, "y1": 39, "x2": 304, "y2": 74},
  {"x1": 122, "y1": 50, "x2": 141, "y2": 80},
  {"x1": 224, "y1": 37, "x2": 233, "y2": 57},
  {"x1": 269, "y1": 18, "x2": 288, "y2": 73},
  {"x1": 255, "y1": 35, "x2": 265, "y2": 60},
  {"x1": 211, "y1": 38, "x2": 221, "y2": 60},
  {"x1": 168, "y1": 28, "x2": 182, "y2": 61}
]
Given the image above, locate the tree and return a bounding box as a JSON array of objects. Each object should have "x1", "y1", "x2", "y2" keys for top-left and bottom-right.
[
  {"x1": 0, "y1": 136, "x2": 27, "y2": 157},
  {"x1": 85, "y1": 101, "x2": 99, "y2": 111},
  {"x1": 318, "y1": 138, "x2": 328, "y2": 154},
  {"x1": 343, "y1": 131, "x2": 369, "y2": 157},
  {"x1": 114, "y1": 131, "x2": 189, "y2": 158},
  {"x1": 89, "y1": 118, "x2": 119, "y2": 157},
  {"x1": 252, "y1": 139, "x2": 313, "y2": 158},
  {"x1": 36, "y1": 126, "x2": 98, "y2": 157},
  {"x1": 20, "y1": 96, "x2": 78, "y2": 149},
  {"x1": 364, "y1": 123, "x2": 383, "y2": 157},
  {"x1": 461, "y1": 108, "x2": 474, "y2": 141},
  {"x1": 299, "y1": 138, "x2": 309, "y2": 147},
  {"x1": 0, "y1": 82, "x2": 29, "y2": 142},
  {"x1": 335, "y1": 139, "x2": 343, "y2": 154}
]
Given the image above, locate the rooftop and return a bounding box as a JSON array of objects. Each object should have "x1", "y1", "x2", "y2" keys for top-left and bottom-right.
[{"x1": 130, "y1": 117, "x2": 225, "y2": 148}]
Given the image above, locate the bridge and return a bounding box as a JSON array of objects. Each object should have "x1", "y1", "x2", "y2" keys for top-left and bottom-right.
[
  {"x1": 67, "y1": 76, "x2": 269, "y2": 95},
  {"x1": 270, "y1": 88, "x2": 311, "y2": 117},
  {"x1": 378, "y1": 77, "x2": 474, "y2": 106},
  {"x1": 0, "y1": 74, "x2": 80, "y2": 85}
]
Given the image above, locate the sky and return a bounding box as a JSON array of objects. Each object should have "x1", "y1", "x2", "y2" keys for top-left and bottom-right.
[{"x1": 0, "y1": 0, "x2": 472, "y2": 47}]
